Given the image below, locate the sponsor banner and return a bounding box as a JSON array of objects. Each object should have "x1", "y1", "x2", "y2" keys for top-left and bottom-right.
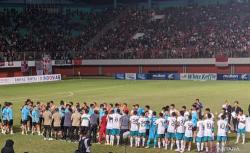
[
  {"x1": 217, "y1": 74, "x2": 249, "y2": 80},
  {"x1": 136, "y1": 73, "x2": 148, "y2": 80},
  {"x1": 115, "y1": 73, "x2": 125, "y2": 80},
  {"x1": 54, "y1": 60, "x2": 72, "y2": 65},
  {"x1": 167, "y1": 73, "x2": 180, "y2": 80},
  {"x1": 180, "y1": 73, "x2": 217, "y2": 81},
  {"x1": 115, "y1": 73, "x2": 180, "y2": 80},
  {"x1": 241, "y1": 74, "x2": 249, "y2": 80},
  {"x1": 54, "y1": 60, "x2": 66, "y2": 65},
  {"x1": 217, "y1": 74, "x2": 239, "y2": 80},
  {"x1": 125, "y1": 73, "x2": 136, "y2": 80},
  {"x1": 150, "y1": 73, "x2": 167, "y2": 80},
  {"x1": 0, "y1": 77, "x2": 14, "y2": 85},
  {"x1": 0, "y1": 74, "x2": 61, "y2": 85},
  {"x1": 149, "y1": 73, "x2": 180, "y2": 80}
]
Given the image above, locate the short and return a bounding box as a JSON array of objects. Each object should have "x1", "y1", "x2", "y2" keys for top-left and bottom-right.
[
  {"x1": 39, "y1": 117, "x2": 43, "y2": 124},
  {"x1": 32, "y1": 122, "x2": 38, "y2": 126},
  {"x1": 196, "y1": 137, "x2": 204, "y2": 142},
  {"x1": 184, "y1": 136, "x2": 193, "y2": 142},
  {"x1": 9, "y1": 120, "x2": 13, "y2": 127},
  {"x1": 156, "y1": 134, "x2": 165, "y2": 138},
  {"x1": 138, "y1": 132, "x2": 146, "y2": 137},
  {"x1": 237, "y1": 128, "x2": 246, "y2": 135},
  {"x1": 111, "y1": 129, "x2": 120, "y2": 135},
  {"x1": 3, "y1": 120, "x2": 8, "y2": 126},
  {"x1": 217, "y1": 136, "x2": 227, "y2": 142},
  {"x1": 166, "y1": 132, "x2": 175, "y2": 139},
  {"x1": 53, "y1": 126, "x2": 61, "y2": 131},
  {"x1": 22, "y1": 120, "x2": 28, "y2": 125},
  {"x1": 130, "y1": 131, "x2": 138, "y2": 137},
  {"x1": 81, "y1": 126, "x2": 89, "y2": 133},
  {"x1": 60, "y1": 117, "x2": 64, "y2": 126},
  {"x1": 175, "y1": 133, "x2": 184, "y2": 140},
  {"x1": 146, "y1": 129, "x2": 150, "y2": 137},
  {"x1": 203, "y1": 136, "x2": 213, "y2": 142},
  {"x1": 28, "y1": 116, "x2": 32, "y2": 122},
  {"x1": 32, "y1": 121, "x2": 40, "y2": 125},
  {"x1": 99, "y1": 127, "x2": 106, "y2": 135},
  {"x1": 106, "y1": 129, "x2": 112, "y2": 135},
  {"x1": 192, "y1": 127, "x2": 197, "y2": 132}
]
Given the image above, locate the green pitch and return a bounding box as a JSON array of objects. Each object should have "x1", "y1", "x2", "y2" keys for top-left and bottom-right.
[{"x1": 0, "y1": 79, "x2": 249, "y2": 153}]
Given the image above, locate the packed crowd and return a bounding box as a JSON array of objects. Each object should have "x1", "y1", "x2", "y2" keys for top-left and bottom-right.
[
  {"x1": 1, "y1": 2, "x2": 250, "y2": 61},
  {"x1": 87, "y1": 3, "x2": 250, "y2": 59},
  {"x1": 0, "y1": 7, "x2": 119, "y2": 61},
  {"x1": 0, "y1": 99, "x2": 249, "y2": 153}
]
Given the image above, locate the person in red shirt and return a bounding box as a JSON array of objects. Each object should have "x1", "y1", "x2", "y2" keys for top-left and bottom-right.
[
  {"x1": 98, "y1": 111, "x2": 108, "y2": 143},
  {"x1": 122, "y1": 103, "x2": 129, "y2": 114}
]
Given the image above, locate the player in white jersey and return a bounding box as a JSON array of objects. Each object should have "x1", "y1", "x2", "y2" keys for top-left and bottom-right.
[
  {"x1": 181, "y1": 115, "x2": 193, "y2": 153},
  {"x1": 218, "y1": 108, "x2": 227, "y2": 120},
  {"x1": 138, "y1": 112, "x2": 149, "y2": 147},
  {"x1": 129, "y1": 111, "x2": 140, "y2": 147},
  {"x1": 205, "y1": 108, "x2": 215, "y2": 120},
  {"x1": 110, "y1": 109, "x2": 122, "y2": 146},
  {"x1": 105, "y1": 110, "x2": 114, "y2": 145},
  {"x1": 205, "y1": 108, "x2": 215, "y2": 141},
  {"x1": 81, "y1": 110, "x2": 91, "y2": 132},
  {"x1": 236, "y1": 110, "x2": 246, "y2": 144},
  {"x1": 203, "y1": 113, "x2": 214, "y2": 153},
  {"x1": 196, "y1": 115, "x2": 204, "y2": 152},
  {"x1": 166, "y1": 112, "x2": 177, "y2": 150},
  {"x1": 217, "y1": 114, "x2": 230, "y2": 153},
  {"x1": 181, "y1": 106, "x2": 190, "y2": 121},
  {"x1": 155, "y1": 113, "x2": 166, "y2": 148},
  {"x1": 175, "y1": 111, "x2": 185, "y2": 152}
]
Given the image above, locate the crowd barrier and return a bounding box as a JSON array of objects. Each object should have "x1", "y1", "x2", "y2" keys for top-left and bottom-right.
[
  {"x1": 0, "y1": 74, "x2": 61, "y2": 85},
  {"x1": 116, "y1": 73, "x2": 250, "y2": 81}
]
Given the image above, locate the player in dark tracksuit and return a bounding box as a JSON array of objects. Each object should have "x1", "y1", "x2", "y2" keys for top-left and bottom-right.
[{"x1": 75, "y1": 131, "x2": 91, "y2": 153}]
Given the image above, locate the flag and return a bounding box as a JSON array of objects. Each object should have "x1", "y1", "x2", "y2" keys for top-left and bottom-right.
[
  {"x1": 42, "y1": 55, "x2": 52, "y2": 74},
  {"x1": 73, "y1": 59, "x2": 82, "y2": 65},
  {"x1": 0, "y1": 61, "x2": 4, "y2": 67},
  {"x1": 215, "y1": 54, "x2": 228, "y2": 67},
  {"x1": 21, "y1": 60, "x2": 29, "y2": 72}
]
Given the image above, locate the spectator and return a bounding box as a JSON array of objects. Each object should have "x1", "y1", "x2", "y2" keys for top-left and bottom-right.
[
  {"x1": 232, "y1": 101, "x2": 242, "y2": 132},
  {"x1": 1, "y1": 139, "x2": 14, "y2": 153},
  {"x1": 75, "y1": 131, "x2": 91, "y2": 153},
  {"x1": 89, "y1": 110, "x2": 99, "y2": 143},
  {"x1": 120, "y1": 110, "x2": 130, "y2": 144},
  {"x1": 43, "y1": 106, "x2": 52, "y2": 140}
]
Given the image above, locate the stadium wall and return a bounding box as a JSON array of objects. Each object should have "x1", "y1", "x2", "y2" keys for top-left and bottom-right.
[{"x1": 0, "y1": 58, "x2": 250, "y2": 77}]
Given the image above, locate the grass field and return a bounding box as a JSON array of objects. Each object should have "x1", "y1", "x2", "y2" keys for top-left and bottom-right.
[{"x1": 0, "y1": 79, "x2": 249, "y2": 153}]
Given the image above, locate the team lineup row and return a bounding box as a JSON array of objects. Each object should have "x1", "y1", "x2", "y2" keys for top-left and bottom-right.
[{"x1": 0, "y1": 99, "x2": 247, "y2": 153}]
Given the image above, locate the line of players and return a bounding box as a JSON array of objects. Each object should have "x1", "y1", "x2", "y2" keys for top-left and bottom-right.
[
  {"x1": 0, "y1": 102, "x2": 14, "y2": 135},
  {"x1": 103, "y1": 104, "x2": 247, "y2": 153},
  {"x1": 0, "y1": 100, "x2": 247, "y2": 153}
]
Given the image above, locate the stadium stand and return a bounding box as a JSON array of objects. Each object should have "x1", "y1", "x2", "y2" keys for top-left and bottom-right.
[{"x1": 0, "y1": 1, "x2": 250, "y2": 61}]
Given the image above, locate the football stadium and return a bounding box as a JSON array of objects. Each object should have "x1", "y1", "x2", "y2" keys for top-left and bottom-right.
[{"x1": 0, "y1": 0, "x2": 250, "y2": 153}]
